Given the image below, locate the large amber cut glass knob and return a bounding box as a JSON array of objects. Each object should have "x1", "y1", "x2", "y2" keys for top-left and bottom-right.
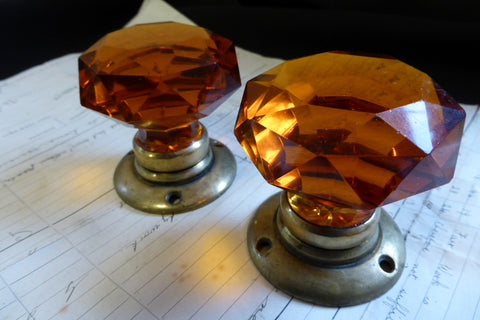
[
  {"x1": 234, "y1": 51, "x2": 466, "y2": 306},
  {"x1": 79, "y1": 22, "x2": 241, "y2": 214}
]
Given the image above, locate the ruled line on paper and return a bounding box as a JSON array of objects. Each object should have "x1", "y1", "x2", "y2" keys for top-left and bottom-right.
[
  {"x1": 188, "y1": 258, "x2": 252, "y2": 320},
  {"x1": 274, "y1": 297, "x2": 294, "y2": 320},
  {"x1": 212, "y1": 263, "x2": 262, "y2": 320},
  {"x1": 441, "y1": 230, "x2": 478, "y2": 319},
  {"x1": 0, "y1": 116, "x2": 110, "y2": 177},
  {"x1": 155, "y1": 184, "x2": 268, "y2": 318},
  {"x1": 103, "y1": 296, "x2": 140, "y2": 320},
  {"x1": 0, "y1": 273, "x2": 31, "y2": 319},
  {"x1": 7, "y1": 213, "x2": 160, "y2": 320},
  {"x1": 0, "y1": 131, "x2": 157, "y2": 320},
  {"x1": 131, "y1": 168, "x2": 267, "y2": 312},
  {"x1": 0, "y1": 225, "x2": 49, "y2": 255},
  {"x1": 2, "y1": 149, "x2": 266, "y2": 318},
  {"x1": 52, "y1": 188, "x2": 115, "y2": 226},
  {"x1": 106, "y1": 213, "x2": 189, "y2": 279},
  {"x1": 160, "y1": 239, "x2": 247, "y2": 318}
]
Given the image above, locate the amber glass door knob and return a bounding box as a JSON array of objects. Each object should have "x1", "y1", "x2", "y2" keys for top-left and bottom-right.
[
  {"x1": 79, "y1": 22, "x2": 241, "y2": 214},
  {"x1": 234, "y1": 51, "x2": 465, "y2": 306}
]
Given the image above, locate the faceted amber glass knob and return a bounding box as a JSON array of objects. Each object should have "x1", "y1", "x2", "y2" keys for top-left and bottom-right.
[
  {"x1": 79, "y1": 22, "x2": 241, "y2": 135},
  {"x1": 78, "y1": 22, "x2": 240, "y2": 214},
  {"x1": 235, "y1": 51, "x2": 466, "y2": 225}
]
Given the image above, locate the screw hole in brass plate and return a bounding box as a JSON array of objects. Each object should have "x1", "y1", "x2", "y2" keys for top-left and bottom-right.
[
  {"x1": 256, "y1": 237, "x2": 272, "y2": 256},
  {"x1": 379, "y1": 255, "x2": 396, "y2": 273},
  {"x1": 166, "y1": 191, "x2": 182, "y2": 205}
]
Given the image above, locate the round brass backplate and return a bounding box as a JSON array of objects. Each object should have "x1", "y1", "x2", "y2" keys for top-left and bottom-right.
[
  {"x1": 114, "y1": 139, "x2": 236, "y2": 214},
  {"x1": 247, "y1": 193, "x2": 406, "y2": 307}
]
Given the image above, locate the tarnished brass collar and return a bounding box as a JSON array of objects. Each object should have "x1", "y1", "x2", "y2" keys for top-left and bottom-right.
[{"x1": 133, "y1": 124, "x2": 210, "y2": 173}]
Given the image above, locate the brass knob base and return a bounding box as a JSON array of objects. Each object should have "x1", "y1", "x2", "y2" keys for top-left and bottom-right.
[
  {"x1": 247, "y1": 192, "x2": 406, "y2": 306},
  {"x1": 113, "y1": 139, "x2": 236, "y2": 214}
]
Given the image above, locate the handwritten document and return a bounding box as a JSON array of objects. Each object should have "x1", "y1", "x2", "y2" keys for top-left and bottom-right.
[{"x1": 1, "y1": 1, "x2": 479, "y2": 319}]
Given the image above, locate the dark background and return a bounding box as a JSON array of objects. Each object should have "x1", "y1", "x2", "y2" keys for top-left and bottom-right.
[{"x1": 0, "y1": 0, "x2": 478, "y2": 103}]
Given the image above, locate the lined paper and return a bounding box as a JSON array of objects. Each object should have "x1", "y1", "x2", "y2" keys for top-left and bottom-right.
[{"x1": 1, "y1": 1, "x2": 480, "y2": 319}]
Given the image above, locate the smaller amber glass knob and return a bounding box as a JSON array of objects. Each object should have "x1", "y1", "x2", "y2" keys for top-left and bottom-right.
[
  {"x1": 234, "y1": 51, "x2": 466, "y2": 306},
  {"x1": 79, "y1": 22, "x2": 241, "y2": 131},
  {"x1": 78, "y1": 22, "x2": 241, "y2": 214}
]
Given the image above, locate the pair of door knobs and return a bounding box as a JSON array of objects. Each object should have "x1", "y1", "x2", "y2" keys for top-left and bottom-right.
[{"x1": 78, "y1": 22, "x2": 466, "y2": 306}]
